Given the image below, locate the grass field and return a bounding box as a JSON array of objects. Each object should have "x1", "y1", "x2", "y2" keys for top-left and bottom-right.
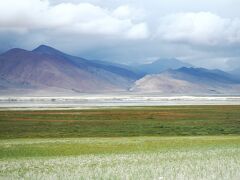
[
  {"x1": 0, "y1": 105, "x2": 240, "y2": 179},
  {"x1": 0, "y1": 105, "x2": 240, "y2": 138},
  {"x1": 0, "y1": 136, "x2": 240, "y2": 179}
]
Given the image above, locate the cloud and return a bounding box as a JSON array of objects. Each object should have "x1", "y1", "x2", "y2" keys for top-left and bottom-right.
[
  {"x1": 0, "y1": 0, "x2": 149, "y2": 39},
  {"x1": 112, "y1": 5, "x2": 132, "y2": 19},
  {"x1": 157, "y1": 12, "x2": 240, "y2": 46},
  {"x1": 126, "y1": 23, "x2": 149, "y2": 39},
  {"x1": 112, "y1": 5, "x2": 145, "y2": 21},
  {"x1": 1, "y1": 0, "x2": 240, "y2": 70}
]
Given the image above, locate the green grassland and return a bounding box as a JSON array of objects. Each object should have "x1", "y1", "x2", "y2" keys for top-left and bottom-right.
[
  {"x1": 0, "y1": 136, "x2": 240, "y2": 179},
  {"x1": 0, "y1": 105, "x2": 240, "y2": 138},
  {"x1": 1, "y1": 136, "x2": 240, "y2": 159},
  {"x1": 0, "y1": 105, "x2": 240, "y2": 179}
]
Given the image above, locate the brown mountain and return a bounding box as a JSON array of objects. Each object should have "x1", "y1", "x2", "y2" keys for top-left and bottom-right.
[
  {"x1": 0, "y1": 45, "x2": 140, "y2": 94},
  {"x1": 131, "y1": 67, "x2": 240, "y2": 94}
]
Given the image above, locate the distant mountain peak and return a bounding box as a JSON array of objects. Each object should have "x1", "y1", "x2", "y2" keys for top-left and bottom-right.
[
  {"x1": 34, "y1": 44, "x2": 54, "y2": 50},
  {"x1": 33, "y1": 44, "x2": 64, "y2": 56},
  {"x1": 136, "y1": 58, "x2": 192, "y2": 74},
  {"x1": 178, "y1": 66, "x2": 193, "y2": 71},
  {"x1": 3, "y1": 48, "x2": 28, "y2": 54}
]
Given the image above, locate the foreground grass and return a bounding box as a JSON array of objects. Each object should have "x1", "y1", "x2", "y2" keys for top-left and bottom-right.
[
  {"x1": 0, "y1": 136, "x2": 239, "y2": 159},
  {"x1": 0, "y1": 136, "x2": 240, "y2": 179},
  {"x1": 0, "y1": 106, "x2": 240, "y2": 179},
  {"x1": 0, "y1": 105, "x2": 240, "y2": 138}
]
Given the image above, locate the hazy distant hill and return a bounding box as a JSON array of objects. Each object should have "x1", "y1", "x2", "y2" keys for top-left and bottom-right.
[
  {"x1": 136, "y1": 58, "x2": 192, "y2": 74},
  {"x1": 230, "y1": 68, "x2": 240, "y2": 77},
  {"x1": 131, "y1": 67, "x2": 240, "y2": 94},
  {"x1": 0, "y1": 45, "x2": 140, "y2": 93}
]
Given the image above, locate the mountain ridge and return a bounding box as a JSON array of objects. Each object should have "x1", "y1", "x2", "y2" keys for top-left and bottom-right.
[
  {"x1": 131, "y1": 67, "x2": 240, "y2": 94},
  {"x1": 136, "y1": 58, "x2": 192, "y2": 74},
  {"x1": 0, "y1": 45, "x2": 140, "y2": 93}
]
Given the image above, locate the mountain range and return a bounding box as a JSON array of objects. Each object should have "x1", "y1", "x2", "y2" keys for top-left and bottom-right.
[
  {"x1": 0, "y1": 45, "x2": 239, "y2": 95},
  {"x1": 136, "y1": 58, "x2": 192, "y2": 74},
  {"x1": 131, "y1": 67, "x2": 240, "y2": 94},
  {"x1": 0, "y1": 45, "x2": 140, "y2": 94}
]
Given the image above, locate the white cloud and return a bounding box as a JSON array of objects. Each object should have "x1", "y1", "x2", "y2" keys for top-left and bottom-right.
[
  {"x1": 126, "y1": 23, "x2": 149, "y2": 39},
  {"x1": 0, "y1": 0, "x2": 48, "y2": 29},
  {"x1": 157, "y1": 12, "x2": 240, "y2": 46},
  {"x1": 1, "y1": 1, "x2": 240, "y2": 70},
  {"x1": 112, "y1": 5, "x2": 132, "y2": 19},
  {"x1": 112, "y1": 5, "x2": 145, "y2": 21},
  {"x1": 0, "y1": 0, "x2": 149, "y2": 39}
]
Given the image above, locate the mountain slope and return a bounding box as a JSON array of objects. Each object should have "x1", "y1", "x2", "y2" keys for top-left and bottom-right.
[
  {"x1": 131, "y1": 67, "x2": 240, "y2": 94},
  {"x1": 136, "y1": 58, "x2": 192, "y2": 74},
  {"x1": 0, "y1": 45, "x2": 140, "y2": 93},
  {"x1": 33, "y1": 45, "x2": 142, "y2": 80}
]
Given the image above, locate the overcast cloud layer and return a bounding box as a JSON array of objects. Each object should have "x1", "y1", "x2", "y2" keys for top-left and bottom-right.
[{"x1": 1, "y1": 0, "x2": 240, "y2": 70}]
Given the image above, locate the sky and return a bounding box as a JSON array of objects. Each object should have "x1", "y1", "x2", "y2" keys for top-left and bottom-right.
[{"x1": 0, "y1": 0, "x2": 240, "y2": 71}]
